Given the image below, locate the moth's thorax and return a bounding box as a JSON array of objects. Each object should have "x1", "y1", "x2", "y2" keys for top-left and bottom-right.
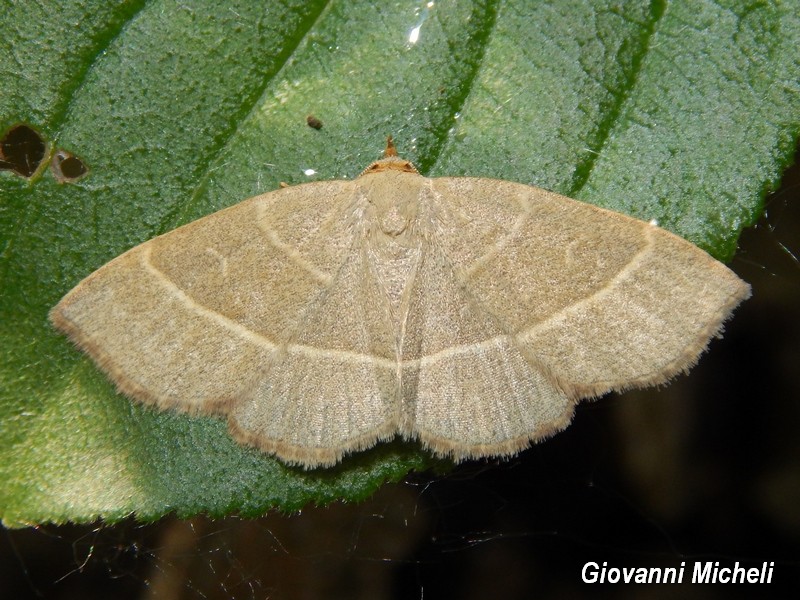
[{"x1": 360, "y1": 169, "x2": 424, "y2": 238}]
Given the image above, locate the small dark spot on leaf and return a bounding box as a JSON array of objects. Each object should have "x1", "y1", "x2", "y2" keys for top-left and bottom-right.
[
  {"x1": 306, "y1": 115, "x2": 323, "y2": 130},
  {"x1": 0, "y1": 124, "x2": 46, "y2": 178},
  {"x1": 50, "y1": 149, "x2": 89, "y2": 183}
]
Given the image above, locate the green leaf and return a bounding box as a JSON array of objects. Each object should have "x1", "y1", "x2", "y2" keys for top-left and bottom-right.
[{"x1": 1, "y1": 0, "x2": 798, "y2": 527}]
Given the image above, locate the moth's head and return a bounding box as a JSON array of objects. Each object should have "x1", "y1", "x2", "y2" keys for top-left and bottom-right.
[{"x1": 358, "y1": 136, "x2": 419, "y2": 177}]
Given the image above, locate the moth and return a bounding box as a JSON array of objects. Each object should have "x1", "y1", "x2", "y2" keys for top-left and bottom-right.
[{"x1": 51, "y1": 138, "x2": 750, "y2": 467}]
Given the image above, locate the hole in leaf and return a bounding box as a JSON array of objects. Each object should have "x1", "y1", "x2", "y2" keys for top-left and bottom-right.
[
  {"x1": 50, "y1": 149, "x2": 89, "y2": 183},
  {"x1": 0, "y1": 124, "x2": 46, "y2": 177}
]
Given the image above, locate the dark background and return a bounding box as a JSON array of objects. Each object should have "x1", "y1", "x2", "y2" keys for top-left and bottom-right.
[{"x1": 2, "y1": 153, "x2": 799, "y2": 599}]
